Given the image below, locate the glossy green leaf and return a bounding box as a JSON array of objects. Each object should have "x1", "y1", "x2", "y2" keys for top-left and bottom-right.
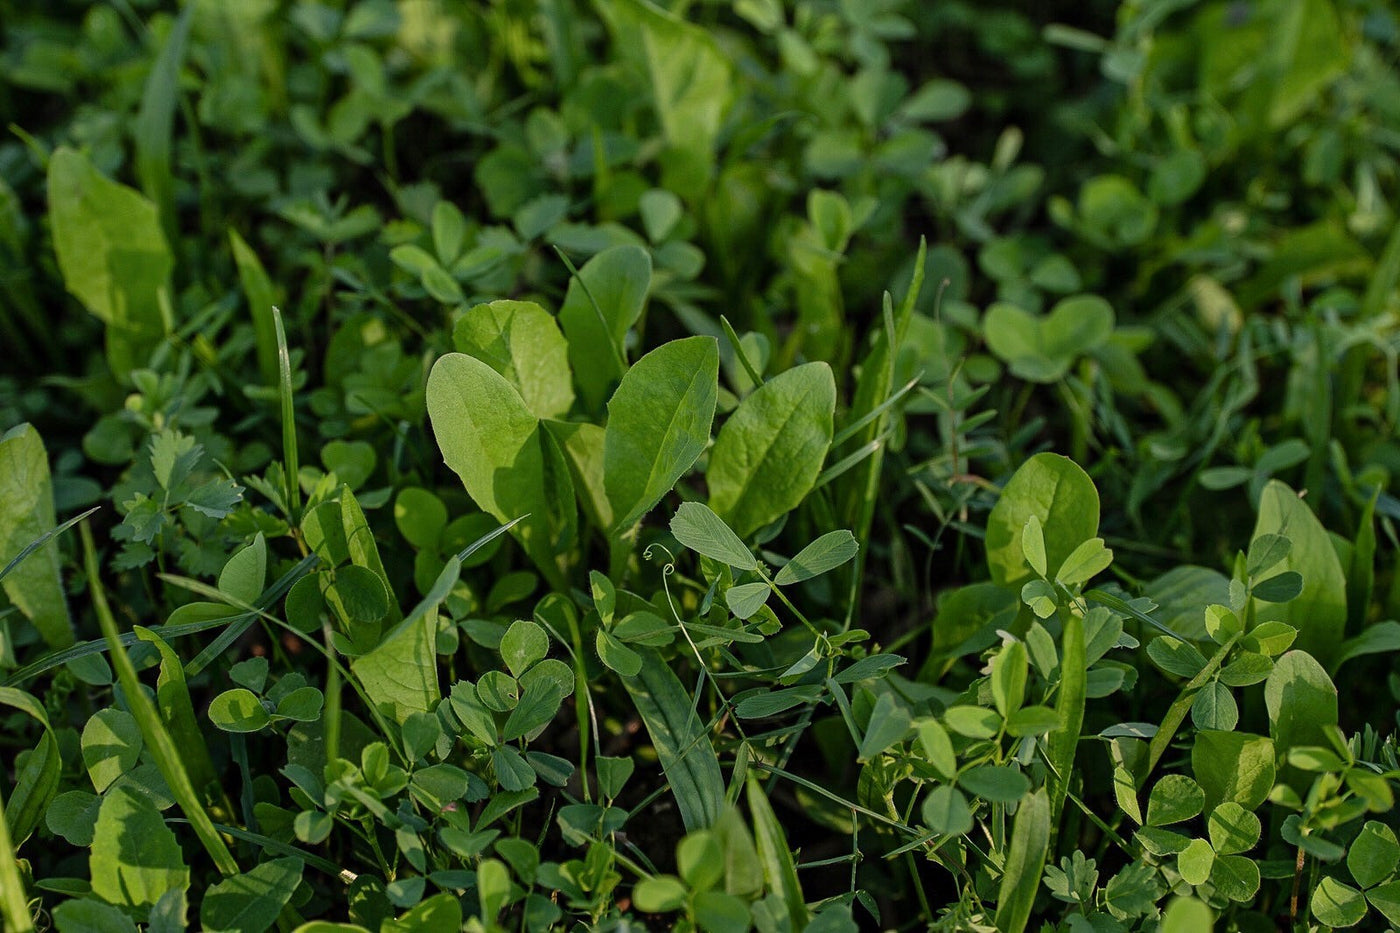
[
  {"x1": 1146, "y1": 775, "x2": 1205, "y2": 826},
  {"x1": 208, "y1": 688, "x2": 271, "y2": 733},
  {"x1": 1311, "y1": 876, "x2": 1366, "y2": 928},
  {"x1": 1348, "y1": 821, "x2": 1399, "y2": 890},
  {"x1": 1191, "y1": 731, "x2": 1275, "y2": 812},
  {"x1": 1265, "y1": 650, "x2": 1338, "y2": 761},
  {"x1": 725, "y1": 582, "x2": 770, "y2": 620},
  {"x1": 605, "y1": 337, "x2": 719, "y2": 533},
  {"x1": 707, "y1": 362, "x2": 835, "y2": 537}
]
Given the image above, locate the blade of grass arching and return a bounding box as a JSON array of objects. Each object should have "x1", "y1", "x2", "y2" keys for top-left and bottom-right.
[
  {"x1": 1046, "y1": 612, "x2": 1085, "y2": 845},
  {"x1": 133, "y1": 3, "x2": 192, "y2": 245},
  {"x1": 0, "y1": 505, "x2": 99, "y2": 584},
  {"x1": 993, "y1": 788, "x2": 1051, "y2": 933},
  {"x1": 165, "y1": 819, "x2": 353, "y2": 883},
  {"x1": 0, "y1": 785, "x2": 33, "y2": 932},
  {"x1": 831, "y1": 375, "x2": 920, "y2": 447},
  {"x1": 271, "y1": 306, "x2": 301, "y2": 523},
  {"x1": 553, "y1": 246, "x2": 628, "y2": 373},
  {"x1": 0, "y1": 552, "x2": 316, "y2": 688},
  {"x1": 811, "y1": 433, "x2": 889, "y2": 492},
  {"x1": 621, "y1": 649, "x2": 724, "y2": 831},
  {"x1": 81, "y1": 522, "x2": 240, "y2": 877},
  {"x1": 746, "y1": 774, "x2": 809, "y2": 930},
  {"x1": 229, "y1": 230, "x2": 279, "y2": 388}
]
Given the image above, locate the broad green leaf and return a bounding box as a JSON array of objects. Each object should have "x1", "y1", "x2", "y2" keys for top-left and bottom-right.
[
  {"x1": 994, "y1": 789, "x2": 1051, "y2": 933},
  {"x1": 0, "y1": 424, "x2": 73, "y2": 647},
  {"x1": 921, "y1": 784, "x2": 973, "y2": 836},
  {"x1": 393, "y1": 488, "x2": 447, "y2": 551},
  {"x1": 1250, "y1": 481, "x2": 1347, "y2": 668},
  {"x1": 90, "y1": 786, "x2": 189, "y2": 911},
  {"x1": 725, "y1": 581, "x2": 770, "y2": 620},
  {"x1": 47, "y1": 147, "x2": 171, "y2": 374},
  {"x1": 707, "y1": 362, "x2": 836, "y2": 537},
  {"x1": 958, "y1": 765, "x2": 1030, "y2": 803},
  {"x1": 1370, "y1": 879, "x2": 1400, "y2": 926},
  {"x1": 1191, "y1": 731, "x2": 1275, "y2": 812},
  {"x1": 199, "y1": 857, "x2": 303, "y2": 933},
  {"x1": 208, "y1": 689, "x2": 271, "y2": 733},
  {"x1": 1333, "y1": 621, "x2": 1400, "y2": 674},
  {"x1": 670, "y1": 502, "x2": 755, "y2": 570},
  {"x1": 596, "y1": 629, "x2": 643, "y2": 675},
  {"x1": 623, "y1": 649, "x2": 724, "y2": 830},
  {"x1": 986, "y1": 453, "x2": 1100, "y2": 586},
  {"x1": 381, "y1": 892, "x2": 462, "y2": 933},
  {"x1": 1349, "y1": 821, "x2": 1400, "y2": 889},
  {"x1": 915, "y1": 719, "x2": 957, "y2": 781},
  {"x1": 219, "y1": 534, "x2": 266, "y2": 605},
  {"x1": 1265, "y1": 650, "x2": 1338, "y2": 760},
  {"x1": 558, "y1": 245, "x2": 652, "y2": 413},
  {"x1": 500, "y1": 620, "x2": 550, "y2": 678},
  {"x1": 983, "y1": 296, "x2": 1113, "y2": 383},
  {"x1": 1146, "y1": 775, "x2": 1205, "y2": 826},
  {"x1": 51, "y1": 899, "x2": 139, "y2": 933},
  {"x1": 82, "y1": 708, "x2": 142, "y2": 793},
  {"x1": 547, "y1": 420, "x2": 613, "y2": 530},
  {"x1": 341, "y1": 488, "x2": 401, "y2": 626},
  {"x1": 746, "y1": 776, "x2": 808, "y2": 930},
  {"x1": 453, "y1": 300, "x2": 574, "y2": 420},
  {"x1": 1208, "y1": 802, "x2": 1261, "y2": 856},
  {"x1": 1159, "y1": 896, "x2": 1213, "y2": 933},
  {"x1": 857, "y1": 693, "x2": 911, "y2": 761},
  {"x1": 602, "y1": 0, "x2": 733, "y2": 183},
  {"x1": 605, "y1": 337, "x2": 719, "y2": 533},
  {"x1": 1311, "y1": 876, "x2": 1366, "y2": 928},
  {"x1": 991, "y1": 641, "x2": 1028, "y2": 717},
  {"x1": 351, "y1": 557, "x2": 456, "y2": 729},
  {"x1": 633, "y1": 875, "x2": 687, "y2": 912},
  {"x1": 428, "y1": 353, "x2": 575, "y2": 588},
  {"x1": 773, "y1": 530, "x2": 858, "y2": 585},
  {"x1": 500, "y1": 681, "x2": 563, "y2": 743},
  {"x1": 1022, "y1": 515, "x2": 1047, "y2": 577},
  {"x1": 1177, "y1": 838, "x2": 1214, "y2": 886},
  {"x1": 1055, "y1": 537, "x2": 1112, "y2": 587}
]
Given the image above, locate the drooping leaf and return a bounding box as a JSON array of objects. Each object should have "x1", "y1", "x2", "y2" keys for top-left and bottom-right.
[
  {"x1": 993, "y1": 789, "x2": 1051, "y2": 933},
  {"x1": 605, "y1": 337, "x2": 719, "y2": 533},
  {"x1": 707, "y1": 362, "x2": 836, "y2": 537}
]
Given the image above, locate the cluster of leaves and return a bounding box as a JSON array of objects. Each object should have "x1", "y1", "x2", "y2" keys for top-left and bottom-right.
[{"x1": 1, "y1": 0, "x2": 1400, "y2": 931}]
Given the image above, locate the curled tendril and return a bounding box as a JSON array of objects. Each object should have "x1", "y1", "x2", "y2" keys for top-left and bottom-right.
[{"x1": 642, "y1": 542, "x2": 676, "y2": 574}]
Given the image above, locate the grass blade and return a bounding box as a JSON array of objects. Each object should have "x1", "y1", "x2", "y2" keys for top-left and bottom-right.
[
  {"x1": 621, "y1": 649, "x2": 724, "y2": 831},
  {"x1": 0, "y1": 505, "x2": 99, "y2": 585},
  {"x1": 271, "y1": 306, "x2": 301, "y2": 522},
  {"x1": 133, "y1": 4, "x2": 192, "y2": 244},
  {"x1": 1141, "y1": 633, "x2": 1239, "y2": 789},
  {"x1": 229, "y1": 229, "x2": 279, "y2": 387},
  {"x1": 993, "y1": 788, "x2": 1051, "y2": 933},
  {"x1": 81, "y1": 522, "x2": 240, "y2": 877}
]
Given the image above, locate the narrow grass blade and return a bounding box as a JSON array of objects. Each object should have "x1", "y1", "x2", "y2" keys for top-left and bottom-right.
[
  {"x1": 0, "y1": 785, "x2": 34, "y2": 932},
  {"x1": 271, "y1": 306, "x2": 301, "y2": 522},
  {"x1": 621, "y1": 649, "x2": 724, "y2": 831},
  {"x1": 746, "y1": 774, "x2": 809, "y2": 930},
  {"x1": 166, "y1": 819, "x2": 354, "y2": 883},
  {"x1": 1046, "y1": 612, "x2": 1085, "y2": 842},
  {"x1": 1, "y1": 553, "x2": 316, "y2": 688},
  {"x1": 456, "y1": 514, "x2": 527, "y2": 563},
  {"x1": 0, "y1": 505, "x2": 98, "y2": 585},
  {"x1": 993, "y1": 788, "x2": 1050, "y2": 933},
  {"x1": 81, "y1": 522, "x2": 240, "y2": 877},
  {"x1": 133, "y1": 4, "x2": 192, "y2": 243},
  {"x1": 229, "y1": 229, "x2": 279, "y2": 387}
]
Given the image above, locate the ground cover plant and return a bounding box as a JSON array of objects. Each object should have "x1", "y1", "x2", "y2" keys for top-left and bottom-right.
[{"x1": 2, "y1": 0, "x2": 1400, "y2": 930}]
